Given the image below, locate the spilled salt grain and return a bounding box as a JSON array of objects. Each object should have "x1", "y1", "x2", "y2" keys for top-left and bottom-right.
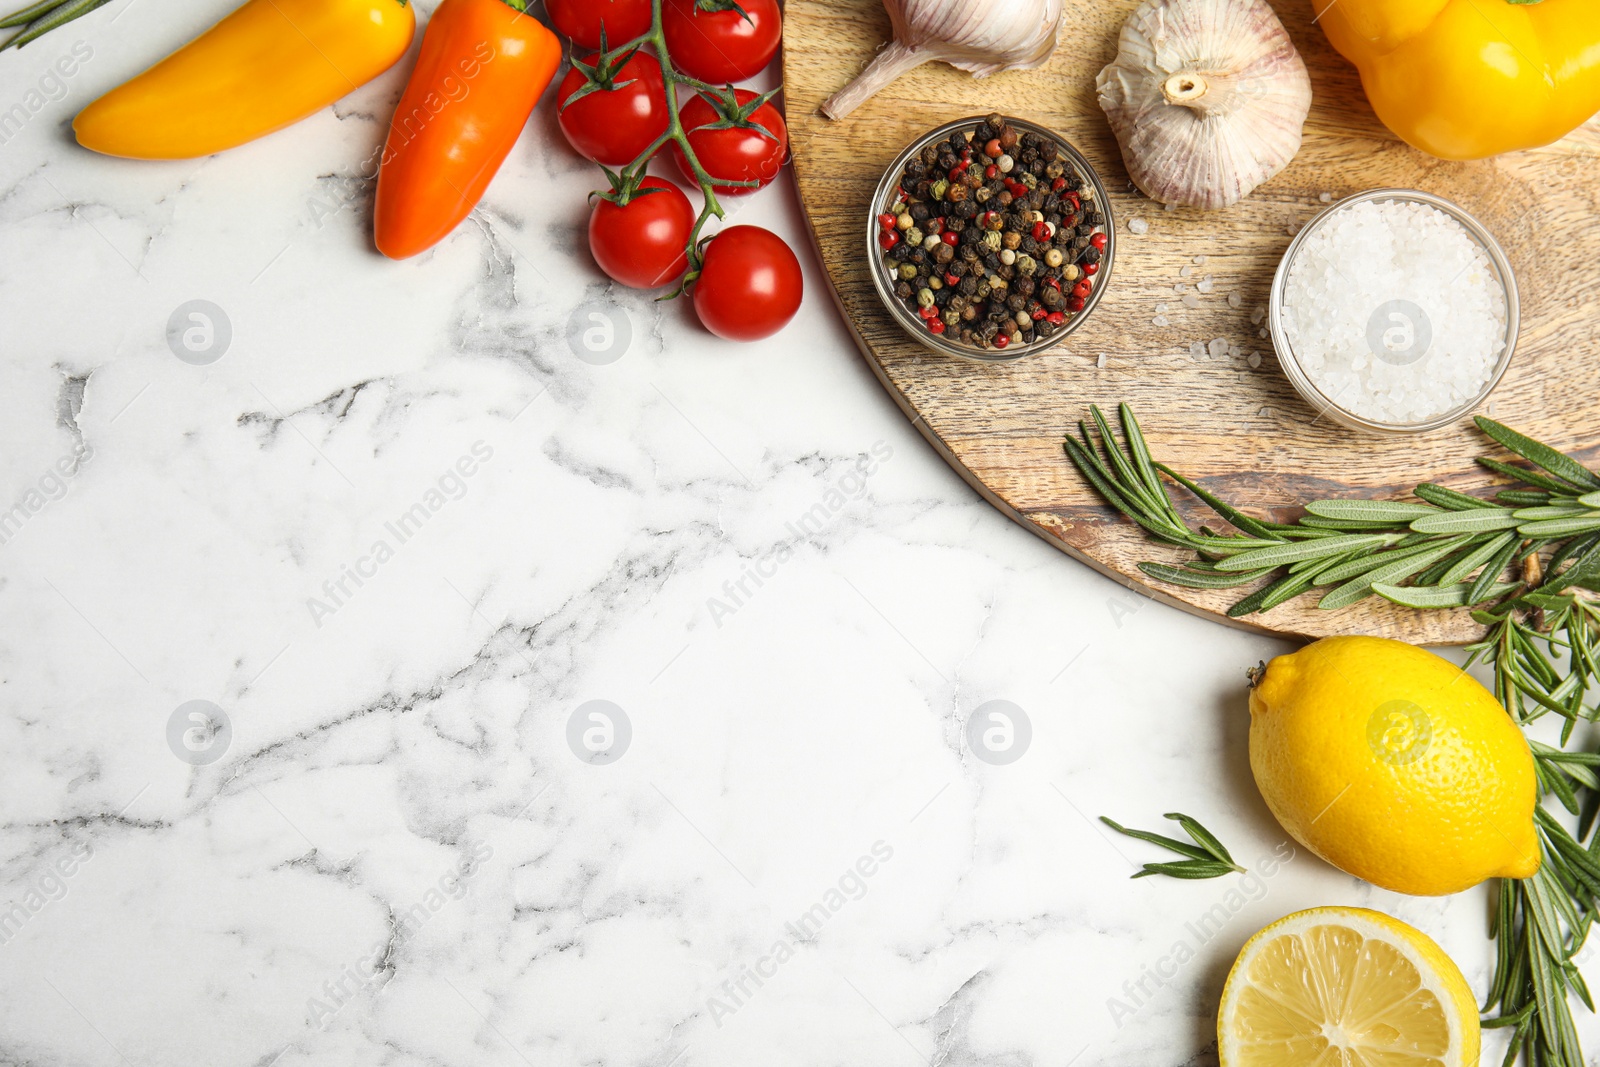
[
  {"x1": 1096, "y1": 353, "x2": 1108, "y2": 368},
  {"x1": 1152, "y1": 316, "x2": 1169, "y2": 326},
  {"x1": 1194, "y1": 255, "x2": 1207, "y2": 265},
  {"x1": 1197, "y1": 275, "x2": 1215, "y2": 294},
  {"x1": 1190, "y1": 341, "x2": 1206, "y2": 357},
  {"x1": 1180, "y1": 266, "x2": 1193, "y2": 278},
  {"x1": 1280, "y1": 198, "x2": 1507, "y2": 424},
  {"x1": 1182, "y1": 294, "x2": 1201, "y2": 309},
  {"x1": 1228, "y1": 292, "x2": 1243, "y2": 309},
  {"x1": 1320, "y1": 192, "x2": 1333, "y2": 203},
  {"x1": 1209, "y1": 337, "x2": 1229, "y2": 358},
  {"x1": 1247, "y1": 352, "x2": 1262, "y2": 368},
  {"x1": 1251, "y1": 306, "x2": 1266, "y2": 325},
  {"x1": 1259, "y1": 328, "x2": 1270, "y2": 338},
  {"x1": 1174, "y1": 282, "x2": 1186, "y2": 293},
  {"x1": 1155, "y1": 303, "x2": 1168, "y2": 313},
  {"x1": 1229, "y1": 344, "x2": 1243, "y2": 359},
  {"x1": 1128, "y1": 217, "x2": 1149, "y2": 234}
]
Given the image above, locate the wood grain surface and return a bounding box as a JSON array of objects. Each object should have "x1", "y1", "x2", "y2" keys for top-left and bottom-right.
[{"x1": 782, "y1": 0, "x2": 1600, "y2": 644}]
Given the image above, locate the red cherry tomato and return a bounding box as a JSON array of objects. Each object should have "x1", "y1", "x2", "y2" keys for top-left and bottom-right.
[
  {"x1": 668, "y1": 89, "x2": 787, "y2": 196},
  {"x1": 692, "y1": 225, "x2": 802, "y2": 341},
  {"x1": 661, "y1": 0, "x2": 781, "y2": 84},
  {"x1": 588, "y1": 177, "x2": 695, "y2": 288},
  {"x1": 557, "y1": 51, "x2": 670, "y2": 166},
  {"x1": 545, "y1": 0, "x2": 652, "y2": 50}
]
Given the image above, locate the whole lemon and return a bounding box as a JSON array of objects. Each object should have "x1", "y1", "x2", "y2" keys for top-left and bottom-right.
[{"x1": 1248, "y1": 635, "x2": 1539, "y2": 895}]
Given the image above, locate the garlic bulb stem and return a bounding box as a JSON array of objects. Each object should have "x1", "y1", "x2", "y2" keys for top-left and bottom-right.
[
  {"x1": 1161, "y1": 71, "x2": 1241, "y2": 118},
  {"x1": 821, "y1": 42, "x2": 929, "y2": 121},
  {"x1": 821, "y1": 0, "x2": 1065, "y2": 121}
]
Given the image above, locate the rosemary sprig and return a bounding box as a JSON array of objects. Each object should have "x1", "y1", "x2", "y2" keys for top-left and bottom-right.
[
  {"x1": 1100, "y1": 812, "x2": 1245, "y2": 880},
  {"x1": 1064, "y1": 405, "x2": 1600, "y2": 619},
  {"x1": 1069, "y1": 404, "x2": 1600, "y2": 1067}
]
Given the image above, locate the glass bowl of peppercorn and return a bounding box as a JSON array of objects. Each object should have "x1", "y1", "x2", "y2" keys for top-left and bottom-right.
[{"x1": 868, "y1": 113, "x2": 1114, "y2": 362}]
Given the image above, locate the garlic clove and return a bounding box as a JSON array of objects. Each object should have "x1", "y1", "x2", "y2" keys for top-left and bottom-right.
[
  {"x1": 821, "y1": 0, "x2": 1065, "y2": 121},
  {"x1": 1096, "y1": 0, "x2": 1312, "y2": 210}
]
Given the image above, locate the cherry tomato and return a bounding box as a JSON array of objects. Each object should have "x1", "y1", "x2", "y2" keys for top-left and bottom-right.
[
  {"x1": 668, "y1": 89, "x2": 787, "y2": 196},
  {"x1": 588, "y1": 177, "x2": 695, "y2": 288},
  {"x1": 557, "y1": 51, "x2": 670, "y2": 166},
  {"x1": 692, "y1": 225, "x2": 802, "y2": 341},
  {"x1": 546, "y1": 0, "x2": 652, "y2": 50},
  {"x1": 661, "y1": 0, "x2": 780, "y2": 84}
]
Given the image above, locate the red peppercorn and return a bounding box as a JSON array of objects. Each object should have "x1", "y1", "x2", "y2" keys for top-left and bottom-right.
[
  {"x1": 878, "y1": 213, "x2": 896, "y2": 230},
  {"x1": 944, "y1": 271, "x2": 959, "y2": 286},
  {"x1": 1043, "y1": 277, "x2": 1061, "y2": 291},
  {"x1": 941, "y1": 231, "x2": 959, "y2": 246},
  {"x1": 929, "y1": 320, "x2": 946, "y2": 335},
  {"x1": 1064, "y1": 192, "x2": 1081, "y2": 209},
  {"x1": 1083, "y1": 261, "x2": 1099, "y2": 276},
  {"x1": 1046, "y1": 311, "x2": 1065, "y2": 326},
  {"x1": 1073, "y1": 279, "x2": 1092, "y2": 298},
  {"x1": 878, "y1": 230, "x2": 899, "y2": 250},
  {"x1": 984, "y1": 139, "x2": 1002, "y2": 158},
  {"x1": 1051, "y1": 177, "x2": 1067, "y2": 192},
  {"x1": 1031, "y1": 307, "x2": 1047, "y2": 321},
  {"x1": 1090, "y1": 232, "x2": 1107, "y2": 251},
  {"x1": 984, "y1": 164, "x2": 997, "y2": 179},
  {"x1": 1032, "y1": 221, "x2": 1051, "y2": 242},
  {"x1": 918, "y1": 305, "x2": 936, "y2": 319},
  {"x1": 993, "y1": 333, "x2": 1010, "y2": 348},
  {"x1": 1067, "y1": 295, "x2": 1085, "y2": 312},
  {"x1": 948, "y1": 166, "x2": 964, "y2": 183}
]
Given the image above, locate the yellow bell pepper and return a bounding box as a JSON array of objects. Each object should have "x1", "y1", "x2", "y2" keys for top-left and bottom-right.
[
  {"x1": 73, "y1": 0, "x2": 414, "y2": 160},
  {"x1": 1319, "y1": 0, "x2": 1600, "y2": 160}
]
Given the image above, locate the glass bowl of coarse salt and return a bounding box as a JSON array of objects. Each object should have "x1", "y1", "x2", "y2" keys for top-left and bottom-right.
[{"x1": 1269, "y1": 189, "x2": 1519, "y2": 433}]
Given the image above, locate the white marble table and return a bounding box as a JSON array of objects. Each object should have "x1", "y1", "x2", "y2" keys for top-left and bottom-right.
[{"x1": 0, "y1": 6, "x2": 1586, "y2": 1065}]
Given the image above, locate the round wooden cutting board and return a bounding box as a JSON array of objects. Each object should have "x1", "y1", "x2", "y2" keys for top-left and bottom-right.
[{"x1": 782, "y1": 0, "x2": 1600, "y2": 644}]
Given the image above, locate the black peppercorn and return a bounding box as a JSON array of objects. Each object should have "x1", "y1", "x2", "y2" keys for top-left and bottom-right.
[
  {"x1": 1082, "y1": 246, "x2": 1101, "y2": 264},
  {"x1": 909, "y1": 202, "x2": 931, "y2": 223}
]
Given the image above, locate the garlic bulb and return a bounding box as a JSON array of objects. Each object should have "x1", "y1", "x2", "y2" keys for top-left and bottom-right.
[
  {"x1": 821, "y1": 0, "x2": 1064, "y2": 121},
  {"x1": 1096, "y1": 0, "x2": 1311, "y2": 210}
]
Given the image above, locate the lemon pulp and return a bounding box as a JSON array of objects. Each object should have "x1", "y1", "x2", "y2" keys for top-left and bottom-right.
[{"x1": 1219, "y1": 907, "x2": 1478, "y2": 1067}]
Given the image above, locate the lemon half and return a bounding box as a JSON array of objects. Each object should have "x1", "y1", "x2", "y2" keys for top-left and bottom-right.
[{"x1": 1218, "y1": 907, "x2": 1479, "y2": 1067}]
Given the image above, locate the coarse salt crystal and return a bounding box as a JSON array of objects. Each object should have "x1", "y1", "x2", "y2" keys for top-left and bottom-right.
[
  {"x1": 1250, "y1": 306, "x2": 1266, "y2": 325},
  {"x1": 1320, "y1": 192, "x2": 1333, "y2": 203},
  {"x1": 1152, "y1": 316, "x2": 1169, "y2": 326},
  {"x1": 1128, "y1": 217, "x2": 1149, "y2": 234},
  {"x1": 1182, "y1": 294, "x2": 1201, "y2": 309},
  {"x1": 1155, "y1": 303, "x2": 1168, "y2": 313},
  {"x1": 1209, "y1": 337, "x2": 1229, "y2": 358},
  {"x1": 1228, "y1": 292, "x2": 1243, "y2": 309},
  {"x1": 1174, "y1": 283, "x2": 1187, "y2": 293},
  {"x1": 1180, "y1": 266, "x2": 1193, "y2": 278},
  {"x1": 1096, "y1": 353, "x2": 1108, "y2": 368},
  {"x1": 1280, "y1": 198, "x2": 1506, "y2": 424},
  {"x1": 1190, "y1": 341, "x2": 1206, "y2": 358},
  {"x1": 1194, "y1": 255, "x2": 1207, "y2": 265},
  {"x1": 1197, "y1": 275, "x2": 1215, "y2": 294},
  {"x1": 1247, "y1": 352, "x2": 1262, "y2": 368}
]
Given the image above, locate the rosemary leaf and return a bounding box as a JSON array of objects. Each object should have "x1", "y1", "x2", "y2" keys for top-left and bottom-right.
[
  {"x1": 1314, "y1": 536, "x2": 1467, "y2": 586},
  {"x1": 1372, "y1": 581, "x2": 1520, "y2": 609},
  {"x1": 1137, "y1": 562, "x2": 1274, "y2": 590},
  {"x1": 1519, "y1": 516, "x2": 1600, "y2": 538},
  {"x1": 1477, "y1": 417, "x2": 1600, "y2": 493},
  {"x1": 1317, "y1": 537, "x2": 1473, "y2": 611},
  {"x1": 1415, "y1": 483, "x2": 1500, "y2": 511},
  {"x1": 1152, "y1": 462, "x2": 1289, "y2": 540},
  {"x1": 1304, "y1": 499, "x2": 1437, "y2": 522},
  {"x1": 1471, "y1": 536, "x2": 1523, "y2": 604},
  {"x1": 1163, "y1": 812, "x2": 1241, "y2": 868},
  {"x1": 1437, "y1": 531, "x2": 1518, "y2": 588},
  {"x1": 1411, "y1": 509, "x2": 1521, "y2": 534},
  {"x1": 1098, "y1": 817, "x2": 1212, "y2": 861},
  {"x1": 1216, "y1": 534, "x2": 1395, "y2": 573},
  {"x1": 1131, "y1": 861, "x2": 1240, "y2": 880}
]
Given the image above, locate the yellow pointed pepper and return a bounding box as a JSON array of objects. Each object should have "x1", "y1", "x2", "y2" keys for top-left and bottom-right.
[
  {"x1": 1319, "y1": 0, "x2": 1600, "y2": 160},
  {"x1": 73, "y1": 0, "x2": 415, "y2": 160}
]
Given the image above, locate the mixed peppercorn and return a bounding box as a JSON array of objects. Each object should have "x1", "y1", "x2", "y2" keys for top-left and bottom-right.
[{"x1": 877, "y1": 114, "x2": 1108, "y2": 352}]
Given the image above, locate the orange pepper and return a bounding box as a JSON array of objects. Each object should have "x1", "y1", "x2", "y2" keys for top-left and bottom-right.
[
  {"x1": 73, "y1": 0, "x2": 414, "y2": 160},
  {"x1": 373, "y1": 0, "x2": 561, "y2": 259}
]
